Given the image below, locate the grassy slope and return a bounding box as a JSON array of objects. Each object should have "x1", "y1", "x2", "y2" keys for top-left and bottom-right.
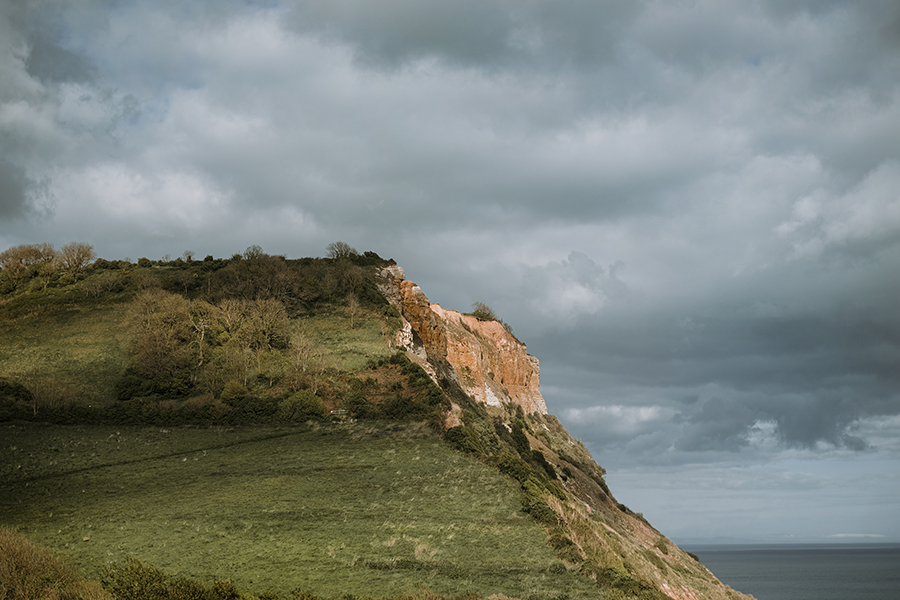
[
  {"x1": 0, "y1": 422, "x2": 598, "y2": 599},
  {"x1": 0, "y1": 304, "x2": 131, "y2": 406}
]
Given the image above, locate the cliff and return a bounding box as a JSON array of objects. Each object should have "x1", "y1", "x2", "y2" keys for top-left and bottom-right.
[
  {"x1": 377, "y1": 265, "x2": 547, "y2": 415},
  {"x1": 377, "y1": 265, "x2": 752, "y2": 600}
]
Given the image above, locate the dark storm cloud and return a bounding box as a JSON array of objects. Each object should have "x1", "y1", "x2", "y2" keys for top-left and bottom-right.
[
  {"x1": 0, "y1": 158, "x2": 30, "y2": 217},
  {"x1": 286, "y1": 0, "x2": 638, "y2": 70},
  {"x1": 24, "y1": 36, "x2": 96, "y2": 84},
  {"x1": 2, "y1": 0, "x2": 900, "y2": 540}
]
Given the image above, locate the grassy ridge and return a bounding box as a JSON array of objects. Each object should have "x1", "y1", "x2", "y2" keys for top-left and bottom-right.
[{"x1": 0, "y1": 422, "x2": 599, "y2": 599}]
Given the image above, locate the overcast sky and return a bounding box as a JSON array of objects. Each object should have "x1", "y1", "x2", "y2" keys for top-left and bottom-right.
[{"x1": 3, "y1": 0, "x2": 899, "y2": 544}]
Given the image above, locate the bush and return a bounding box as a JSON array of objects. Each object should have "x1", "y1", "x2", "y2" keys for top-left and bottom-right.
[
  {"x1": 0, "y1": 527, "x2": 111, "y2": 599},
  {"x1": 345, "y1": 389, "x2": 378, "y2": 420},
  {"x1": 444, "y1": 425, "x2": 484, "y2": 454},
  {"x1": 220, "y1": 380, "x2": 249, "y2": 403},
  {"x1": 468, "y1": 302, "x2": 498, "y2": 322},
  {"x1": 101, "y1": 558, "x2": 257, "y2": 600},
  {"x1": 279, "y1": 390, "x2": 325, "y2": 422},
  {"x1": 0, "y1": 377, "x2": 34, "y2": 420}
]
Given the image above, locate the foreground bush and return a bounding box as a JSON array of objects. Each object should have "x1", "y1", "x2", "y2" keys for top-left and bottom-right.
[{"x1": 0, "y1": 527, "x2": 111, "y2": 600}]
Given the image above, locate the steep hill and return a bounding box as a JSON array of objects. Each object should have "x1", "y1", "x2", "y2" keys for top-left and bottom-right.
[{"x1": 0, "y1": 246, "x2": 752, "y2": 600}]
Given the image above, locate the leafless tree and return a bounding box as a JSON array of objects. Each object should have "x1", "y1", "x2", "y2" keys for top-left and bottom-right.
[
  {"x1": 346, "y1": 293, "x2": 362, "y2": 329},
  {"x1": 326, "y1": 241, "x2": 357, "y2": 260},
  {"x1": 58, "y1": 242, "x2": 95, "y2": 275}
]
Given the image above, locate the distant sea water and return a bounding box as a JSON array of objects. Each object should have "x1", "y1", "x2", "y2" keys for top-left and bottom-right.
[{"x1": 683, "y1": 544, "x2": 900, "y2": 600}]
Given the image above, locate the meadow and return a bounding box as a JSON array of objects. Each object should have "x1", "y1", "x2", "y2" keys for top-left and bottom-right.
[{"x1": 0, "y1": 421, "x2": 599, "y2": 599}]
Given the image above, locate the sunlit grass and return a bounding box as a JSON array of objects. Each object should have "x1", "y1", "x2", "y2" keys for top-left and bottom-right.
[
  {"x1": 0, "y1": 304, "x2": 130, "y2": 406},
  {"x1": 304, "y1": 309, "x2": 395, "y2": 373},
  {"x1": 0, "y1": 422, "x2": 596, "y2": 599}
]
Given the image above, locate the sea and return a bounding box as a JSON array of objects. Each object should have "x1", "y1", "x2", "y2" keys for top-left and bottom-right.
[{"x1": 683, "y1": 544, "x2": 900, "y2": 600}]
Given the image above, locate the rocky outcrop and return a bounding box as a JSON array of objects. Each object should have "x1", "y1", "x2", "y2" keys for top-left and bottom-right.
[{"x1": 377, "y1": 266, "x2": 547, "y2": 414}]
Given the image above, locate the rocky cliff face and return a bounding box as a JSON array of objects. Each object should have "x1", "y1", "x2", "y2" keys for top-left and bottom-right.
[{"x1": 377, "y1": 266, "x2": 547, "y2": 415}]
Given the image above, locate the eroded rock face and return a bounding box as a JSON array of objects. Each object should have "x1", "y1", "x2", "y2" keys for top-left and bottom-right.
[{"x1": 377, "y1": 267, "x2": 547, "y2": 415}]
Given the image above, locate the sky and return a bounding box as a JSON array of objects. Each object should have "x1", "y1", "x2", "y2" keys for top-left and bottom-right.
[{"x1": 2, "y1": 0, "x2": 899, "y2": 544}]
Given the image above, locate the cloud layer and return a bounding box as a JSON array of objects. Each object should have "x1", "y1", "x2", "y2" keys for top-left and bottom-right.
[{"x1": 2, "y1": 0, "x2": 899, "y2": 541}]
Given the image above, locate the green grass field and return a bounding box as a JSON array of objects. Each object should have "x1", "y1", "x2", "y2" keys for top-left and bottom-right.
[
  {"x1": 303, "y1": 310, "x2": 395, "y2": 373},
  {"x1": 0, "y1": 422, "x2": 599, "y2": 599},
  {"x1": 0, "y1": 304, "x2": 131, "y2": 407}
]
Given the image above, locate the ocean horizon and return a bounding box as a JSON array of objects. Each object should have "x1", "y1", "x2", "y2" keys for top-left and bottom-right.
[{"x1": 682, "y1": 543, "x2": 900, "y2": 600}]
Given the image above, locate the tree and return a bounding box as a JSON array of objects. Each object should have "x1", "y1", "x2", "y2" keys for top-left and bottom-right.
[
  {"x1": 326, "y1": 241, "x2": 357, "y2": 260},
  {"x1": 243, "y1": 245, "x2": 264, "y2": 260},
  {"x1": 126, "y1": 289, "x2": 192, "y2": 379},
  {"x1": 58, "y1": 242, "x2": 95, "y2": 275},
  {"x1": 470, "y1": 301, "x2": 498, "y2": 321},
  {"x1": 187, "y1": 300, "x2": 220, "y2": 366},
  {"x1": 0, "y1": 243, "x2": 57, "y2": 289},
  {"x1": 346, "y1": 293, "x2": 362, "y2": 329},
  {"x1": 286, "y1": 328, "x2": 327, "y2": 393}
]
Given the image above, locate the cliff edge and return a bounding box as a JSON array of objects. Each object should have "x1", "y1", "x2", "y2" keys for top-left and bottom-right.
[{"x1": 377, "y1": 265, "x2": 547, "y2": 415}]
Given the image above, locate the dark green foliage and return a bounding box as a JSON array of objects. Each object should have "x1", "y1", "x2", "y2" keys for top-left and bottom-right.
[
  {"x1": 511, "y1": 421, "x2": 531, "y2": 457},
  {"x1": 521, "y1": 479, "x2": 558, "y2": 525},
  {"x1": 531, "y1": 450, "x2": 557, "y2": 480},
  {"x1": 381, "y1": 394, "x2": 431, "y2": 421},
  {"x1": 497, "y1": 451, "x2": 535, "y2": 484},
  {"x1": 0, "y1": 378, "x2": 34, "y2": 420},
  {"x1": 581, "y1": 565, "x2": 672, "y2": 600},
  {"x1": 345, "y1": 389, "x2": 378, "y2": 420},
  {"x1": 444, "y1": 425, "x2": 483, "y2": 454},
  {"x1": 279, "y1": 390, "x2": 325, "y2": 422},
  {"x1": 101, "y1": 558, "x2": 258, "y2": 600}
]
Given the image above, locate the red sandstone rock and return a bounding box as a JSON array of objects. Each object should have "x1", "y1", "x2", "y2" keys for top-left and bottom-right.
[{"x1": 377, "y1": 267, "x2": 547, "y2": 414}]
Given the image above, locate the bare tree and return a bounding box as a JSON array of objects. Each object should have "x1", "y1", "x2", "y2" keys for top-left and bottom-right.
[
  {"x1": 188, "y1": 300, "x2": 220, "y2": 366},
  {"x1": 346, "y1": 293, "x2": 362, "y2": 329},
  {"x1": 243, "y1": 245, "x2": 264, "y2": 260},
  {"x1": 58, "y1": 242, "x2": 95, "y2": 275},
  {"x1": 326, "y1": 241, "x2": 357, "y2": 260}
]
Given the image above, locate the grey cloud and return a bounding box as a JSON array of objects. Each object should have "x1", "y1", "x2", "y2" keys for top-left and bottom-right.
[
  {"x1": 0, "y1": 158, "x2": 30, "y2": 217},
  {"x1": 676, "y1": 397, "x2": 761, "y2": 452},
  {"x1": 24, "y1": 36, "x2": 96, "y2": 84},
  {"x1": 285, "y1": 0, "x2": 638, "y2": 70}
]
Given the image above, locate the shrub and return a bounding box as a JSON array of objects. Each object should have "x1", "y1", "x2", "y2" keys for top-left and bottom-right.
[
  {"x1": 279, "y1": 390, "x2": 325, "y2": 422},
  {"x1": 345, "y1": 389, "x2": 378, "y2": 420},
  {"x1": 496, "y1": 451, "x2": 534, "y2": 484},
  {"x1": 0, "y1": 527, "x2": 111, "y2": 599},
  {"x1": 444, "y1": 425, "x2": 483, "y2": 454},
  {"x1": 0, "y1": 377, "x2": 33, "y2": 420},
  {"x1": 468, "y1": 302, "x2": 498, "y2": 322},
  {"x1": 101, "y1": 557, "x2": 257, "y2": 600},
  {"x1": 511, "y1": 421, "x2": 531, "y2": 457},
  {"x1": 221, "y1": 380, "x2": 249, "y2": 403},
  {"x1": 521, "y1": 479, "x2": 558, "y2": 525}
]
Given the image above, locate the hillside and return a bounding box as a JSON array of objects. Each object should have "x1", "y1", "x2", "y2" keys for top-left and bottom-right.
[{"x1": 0, "y1": 244, "x2": 752, "y2": 600}]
